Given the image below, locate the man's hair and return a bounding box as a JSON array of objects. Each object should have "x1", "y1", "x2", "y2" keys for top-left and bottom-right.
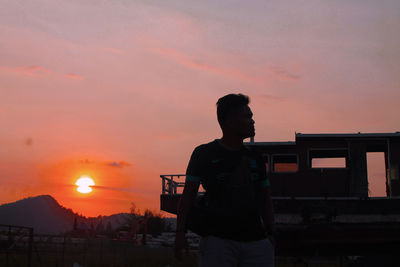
[{"x1": 216, "y1": 93, "x2": 250, "y2": 128}]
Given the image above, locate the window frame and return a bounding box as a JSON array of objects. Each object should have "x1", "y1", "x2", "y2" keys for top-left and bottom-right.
[
  {"x1": 308, "y1": 148, "x2": 349, "y2": 169},
  {"x1": 263, "y1": 153, "x2": 271, "y2": 173},
  {"x1": 271, "y1": 153, "x2": 299, "y2": 173}
]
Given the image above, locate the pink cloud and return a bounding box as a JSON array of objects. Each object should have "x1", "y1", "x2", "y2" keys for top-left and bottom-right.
[
  {"x1": 142, "y1": 37, "x2": 299, "y2": 86},
  {"x1": 267, "y1": 66, "x2": 300, "y2": 81},
  {"x1": 106, "y1": 161, "x2": 132, "y2": 168},
  {"x1": 79, "y1": 159, "x2": 132, "y2": 168},
  {"x1": 65, "y1": 73, "x2": 85, "y2": 80},
  {"x1": 150, "y1": 46, "x2": 258, "y2": 83},
  {"x1": 99, "y1": 46, "x2": 124, "y2": 54},
  {"x1": 257, "y1": 94, "x2": 286, "y2": 102},
  {"x1": 24, "y1": 138, "x2": 33, "y2": 146},
  {"x1": 1, "y1": 65, "x2": 51, "y2": 76}
]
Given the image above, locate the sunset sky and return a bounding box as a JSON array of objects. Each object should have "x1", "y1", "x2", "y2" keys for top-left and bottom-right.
[{"x1": 1, "y1": 0, "x2": 399, "y2": 217}]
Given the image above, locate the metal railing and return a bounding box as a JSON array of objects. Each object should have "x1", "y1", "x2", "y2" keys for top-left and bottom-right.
[
  {"x1": 160, "y1": 175, "x2": 186, "y2": 195},
  {"x1": 159, "y1": 174, "x2": 400, "y2": 200},
  {"x1": 0, "y1": 224, "x2": 34, "y2": 267}
]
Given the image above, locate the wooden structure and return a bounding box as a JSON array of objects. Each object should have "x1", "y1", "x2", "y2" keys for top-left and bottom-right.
[
  {"x1": 160, "y1": 132, "x2": 400, "y2": 255},
  {"x1": 255, "y1": 132, "x2": 400, "y2": 198}
]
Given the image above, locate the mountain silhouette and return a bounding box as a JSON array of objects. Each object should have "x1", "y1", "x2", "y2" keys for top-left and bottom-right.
[{"x1": 0, "y1": 195, "x2": 129, "y2": 235}]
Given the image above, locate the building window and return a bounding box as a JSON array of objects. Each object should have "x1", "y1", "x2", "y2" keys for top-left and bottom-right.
[
  {"x1": 309, "y1": 149, "x2": 347, "y2": 168},
  {"x1": 272, "y1": 154, "x2": 298, "y2": 173}
]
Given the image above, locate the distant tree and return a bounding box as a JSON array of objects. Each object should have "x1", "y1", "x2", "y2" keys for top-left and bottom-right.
[
  {"x1": 124, "y1": 202, "x2": 139, "y2": 227},
  {"x1": 73, "y1": 217, "x2": 77, "y2": 231},
  {"x1": 122, "y1": 203, "x2": 171, "y2": 237},
  {"x1": 130, "y1": 201, "x2": 141, "y2": 216},
  {"x1": 96, "y1": 220, "x2": 104, "y2": 234},
  {"x1": 130, "y1": 202, "x2": 137, "y2": 214},
  {"x1": 144, "y1": 209, "x2": 170, "y2": 237},
  {"x1": 106, "y1": 222, "x2": 113, "y2": 238}
]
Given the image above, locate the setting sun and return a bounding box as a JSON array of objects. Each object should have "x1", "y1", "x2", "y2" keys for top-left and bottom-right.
[{"x1": 75, "y1": 176, "x2": 95, "y2": 194}]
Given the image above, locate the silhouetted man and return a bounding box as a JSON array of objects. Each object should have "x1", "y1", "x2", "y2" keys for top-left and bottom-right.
[{"x1": 174, "y1": 94, "x2": 275, "y2": 267}]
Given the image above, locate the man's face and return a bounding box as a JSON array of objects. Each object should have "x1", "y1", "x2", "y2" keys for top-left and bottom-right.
[{"x1": 226, "y1": 105, "x2": 255, "y2": 139}]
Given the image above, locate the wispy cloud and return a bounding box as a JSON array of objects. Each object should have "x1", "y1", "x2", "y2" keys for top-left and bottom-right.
[
  {"x1": 147, "y1": 43, "x2": 300, "y2": 85},
  {"x1": 0, "y1": 65, "x2": 86, "y2": 81},
  {"x1": 1, "y1": 65, "x2": 51, "y2": 77},
  {"x1": 79, "y1": 159, "x2": 95, "y2": 164},
  {"x1": 79, "y1": 159, "x2": 132, "y2": 168},
  {"x1": 149, "y1": 46, "x2": 258, "y2": 83},
  {"x1": 99, "y1": 46, "x2": 124, "y2": 55},
  {"x1": 65, "y1": 73, "x2": 85, "y2": 80},
  {"x1": 267, "y1": 66, "x2": 300, "y2": 81},
  {"x1": 258, "y1": 94, "x2": 286, "y2": 102},
  {"x1": 24, "y1": 138, "x2": 33, "y2": 146},
  {"x1": 106, "y1": 161, "x2": 132, "y2": 168},
  {"x1": 92, "y1": 185, "x2": 133, "y2": 192}
]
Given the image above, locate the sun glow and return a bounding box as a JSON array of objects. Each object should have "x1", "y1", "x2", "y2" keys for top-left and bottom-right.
[{"x1": 75, "y1": 176, "x2": 95, "y2": 194}]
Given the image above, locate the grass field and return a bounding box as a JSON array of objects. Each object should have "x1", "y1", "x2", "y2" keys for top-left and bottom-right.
[
  {"x1": 0, "y1": 248, "x2": 356, "y2": 267},
  {"x1": 1, "y1": 241, "x2": 398, "y2": 267},
  {"x1": 1, "y1": 246, "x2": 197, "y2": 267}
]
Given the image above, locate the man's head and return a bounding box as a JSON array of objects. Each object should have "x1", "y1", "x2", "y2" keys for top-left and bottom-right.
[{"x1": 216, "y1": 94, "x2": 255, "y2": 139}]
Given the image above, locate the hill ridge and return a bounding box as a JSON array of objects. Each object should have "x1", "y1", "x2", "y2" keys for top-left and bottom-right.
[{"x1": 0, "y1": 195, "x2": 130, "y2": 235}]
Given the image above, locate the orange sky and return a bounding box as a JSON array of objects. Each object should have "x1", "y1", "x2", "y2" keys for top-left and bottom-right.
[{"x1": 1, "y1": 0, "x2": 399, "y2": 217}]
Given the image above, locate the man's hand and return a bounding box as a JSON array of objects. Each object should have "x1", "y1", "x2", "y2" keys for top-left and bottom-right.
[
  {"x1": 174, "y1": 232, "x2": 188, "y2": 260},
  {"x1": 265, "y1": 227, "x2": 278, "y2": 248},
  {"x1": 266, "y1": 233, "x2": 276, "y2": 248}
]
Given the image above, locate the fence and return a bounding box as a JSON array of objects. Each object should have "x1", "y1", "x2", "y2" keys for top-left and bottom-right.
[
  {"x1": 0, "y1": 224, "x2": 33, "y2": 267},
  {"x1": 0, "y1": 230, "x2": 190, "y2": 267}
]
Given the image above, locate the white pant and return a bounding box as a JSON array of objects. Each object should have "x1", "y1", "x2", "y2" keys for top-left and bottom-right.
[{"x1": 199, "y1": 235, "x2": 274, "y2": 267}]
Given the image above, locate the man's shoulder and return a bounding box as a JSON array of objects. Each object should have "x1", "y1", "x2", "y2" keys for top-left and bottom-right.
[{"x1": 193, "y1": 140, "x2": 219, "y2": 154}]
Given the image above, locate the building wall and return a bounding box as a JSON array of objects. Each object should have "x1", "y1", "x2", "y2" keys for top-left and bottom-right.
[{"x1": 389, "y1": 139, "x2": 400, "y2": 196}]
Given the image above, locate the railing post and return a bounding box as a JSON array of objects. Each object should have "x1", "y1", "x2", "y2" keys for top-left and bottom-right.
[
  {"x1": 160, "y1": 174, "x2": 186, "y2": 196},
  {"x1": 169, "y1": 176, "x2": 173, "y2": 194},
  {"x1": 173, "y1": 181, "x2": 177, "y2": 195},
  {"x1": 6, "y1": 225, "x2": 11, "y2": 267},
  {"x1": 28, "y1": 228, "x2": 33, "y2": 267},
  {"x1": 171, "y1": 176, "x2": 175, "y2": 195},
  {"x1": 162, "y1": 176, "x2": 165, "y2": 194}
]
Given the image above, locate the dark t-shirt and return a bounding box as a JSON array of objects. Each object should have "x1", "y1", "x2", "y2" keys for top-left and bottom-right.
[{"x1": 186, "y1": 139, "x2": 270, "y2": 241}]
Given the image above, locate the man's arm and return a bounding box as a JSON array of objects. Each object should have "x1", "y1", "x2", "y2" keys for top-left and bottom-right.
[
  {"x1": 174, "y1": 181, "x2": 200, "y2": 259},
  {"x1": 259, "y1": 186, "x2": 275, "y2": 236},
  {"x1": 174, "y1": 145, "x2": 204, "y2": 259},
  {"x1": 176, "y1": 181, "x2": 200, "y2": 232}
]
